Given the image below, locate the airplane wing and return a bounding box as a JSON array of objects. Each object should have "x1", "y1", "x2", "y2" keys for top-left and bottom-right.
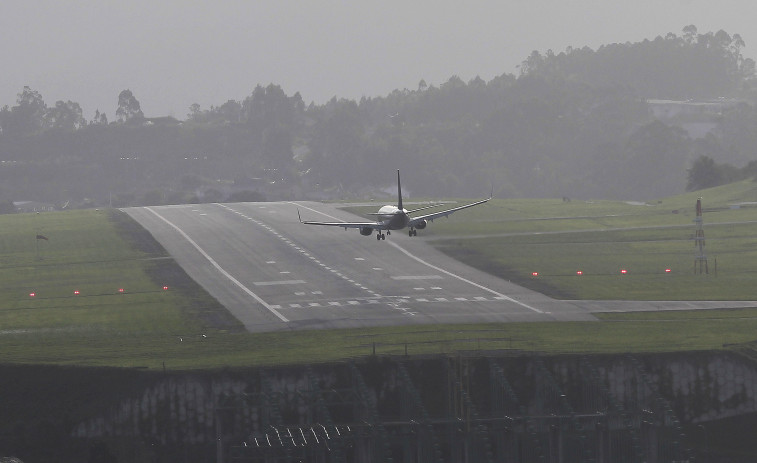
[
  {"x1": 403, "y1": 203, "x2": 445, "y2": 214},
  {"x1": 408, "y1": 195, "x2": 491, "y2": 227},
  {"x1": 298, "y1": 210, "x2": 390, "y2": 230}
]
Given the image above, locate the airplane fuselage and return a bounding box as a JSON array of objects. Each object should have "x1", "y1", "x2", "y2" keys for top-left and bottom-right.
[{"x1": 376, "y1": 205, "x2": 410, "y2": 230}]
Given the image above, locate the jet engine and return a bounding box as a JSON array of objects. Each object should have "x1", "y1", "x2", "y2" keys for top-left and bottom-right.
[
  {"x1": 414, "y1": 220, "x2": 427, "y2": 229},
  {"x1": 359, "y1": 226, "x2": 374, "y2": 236}
]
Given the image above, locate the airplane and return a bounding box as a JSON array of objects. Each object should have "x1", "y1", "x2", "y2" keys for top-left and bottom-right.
[{"x1": 298, "y1": 170, "x2": 492, "y2": 240}]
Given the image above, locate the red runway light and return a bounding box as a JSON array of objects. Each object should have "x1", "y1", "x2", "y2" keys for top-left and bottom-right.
[
  {"x1": 29, "y1": 292, "x2": 35, "y2": 297},
  {"x1": 163, "y1": 286, "x2": 169, "y2": 290},
  {"x1": 620, "y1": 269, "x2": 627, "y2": 274},
  {"x1": 531, "y1": 272, "x2": 539, "y2": 277},
  {"x1": 118, "y1": 288, "x2": 125, "y2": 293},
  {"x1": 665, "y1": 268, "x2": 672, "y2": 273},
  {"x1": 576, "y1": 271, "x2": 583, "y2": 275},
  {"x1": 74, "y1": 290, "x2": 80, "y2": 295}
]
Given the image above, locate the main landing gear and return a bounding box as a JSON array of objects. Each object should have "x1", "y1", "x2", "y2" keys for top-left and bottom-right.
[
  {"x1": 409, "y1": 228, "x2": 417, "y2": 237},
  {"x1": 376, "y1": 231, "x2": 390, "y2": 240}
]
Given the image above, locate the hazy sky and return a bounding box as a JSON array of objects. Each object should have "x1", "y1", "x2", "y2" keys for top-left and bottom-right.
[{"x1": 2, "y1": 0, "x2": 756, "y2": 120}]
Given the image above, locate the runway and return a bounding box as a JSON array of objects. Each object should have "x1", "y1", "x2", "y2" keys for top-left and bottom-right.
[{"x1": 123, "y1": 201, "x2": 598, "y2": 332}]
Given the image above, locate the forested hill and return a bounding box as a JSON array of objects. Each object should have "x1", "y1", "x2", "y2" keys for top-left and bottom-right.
[{"x1": 1, "y1": 26, "x2": 756, "y2": 210}]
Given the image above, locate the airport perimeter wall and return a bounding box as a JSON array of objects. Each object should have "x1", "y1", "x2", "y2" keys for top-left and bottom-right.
[{"x1": 4, "y1": 351, "x2": 757, "y2": 462}]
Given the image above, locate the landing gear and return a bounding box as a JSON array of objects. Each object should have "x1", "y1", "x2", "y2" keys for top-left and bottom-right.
[
  {"x1": 376, "y1": 232, "x2": 386, "y2": 240},
  {"x1": 409, "y1": 228, "x2": 417, "y2": 237}
]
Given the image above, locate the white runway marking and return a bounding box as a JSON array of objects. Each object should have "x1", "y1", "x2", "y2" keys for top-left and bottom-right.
[
  {"x1": 253, "y1": 280, "x2": 306, "y2": 286},
  {"x1": 388, "y1": 241, "x2": 543, "y2": 313},
  {"x1": 392, "y1": 275, "x2": 443, "y2": 280},
  {"x1": 144, "y1": 207, "x2": 289, "y2": 322}
]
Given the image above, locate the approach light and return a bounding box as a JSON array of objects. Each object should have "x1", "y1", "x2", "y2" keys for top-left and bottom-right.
[
  {"x1": 531, "y1": 272, "x2": 539, "y2": 277},
  {"x1": 74, "y1": 290, "x2": 80, "y2": 295},
  {"x1": 118, "y1": 288, "x2": 125, "y2": 293},
  {"x1": 29, "y1": 292, "x2": 35, "y2": 297},
  {"x1": 620, "y1": 269, "x2": 627, "y2": 274},
  {"x1": 163, "y1": 286, "x2": 169, "y2": 291},
  {"x1": 665, "y1": 268, "x2": 672, "y2": 273},
  {"x1": 576, "y1": 271, "x2": 583, "y2": 275}
]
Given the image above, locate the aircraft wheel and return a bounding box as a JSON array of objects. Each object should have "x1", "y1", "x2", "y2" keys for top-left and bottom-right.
[
  {"x1": 376, "y1": 233, "x2": 381, "y2": 240},
  {"x1": 409, "y1": 229, "x2": 413, "y2": 237}
]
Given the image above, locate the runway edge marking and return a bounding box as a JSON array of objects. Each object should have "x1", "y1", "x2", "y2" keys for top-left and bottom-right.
[
  {"x1": 388, "y1": 241, "x2": 543, "y2": 313},
  {"x1": 144, "y1": 207, "x2": 289, "y2": 323}
]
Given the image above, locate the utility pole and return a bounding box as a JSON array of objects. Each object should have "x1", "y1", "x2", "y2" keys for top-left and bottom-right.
[{"x1": 694, "y1": 198, "x2": 708, "y2": 274}]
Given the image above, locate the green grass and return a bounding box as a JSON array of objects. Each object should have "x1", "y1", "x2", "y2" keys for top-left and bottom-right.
[
  {"x1": 3, "y1": 181, "x2": 757, "y2": 369},
  {"x1": 411, "y1": 181, "x2": 757, "y2": 300},
  {"x1": 0, "y1": 210, "x2": 238, "y2": 335}
]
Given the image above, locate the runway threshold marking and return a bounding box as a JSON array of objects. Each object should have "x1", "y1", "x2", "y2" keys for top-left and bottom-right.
[{"x1": 144, "y1": 207, "x2": 289, "y2": 322}]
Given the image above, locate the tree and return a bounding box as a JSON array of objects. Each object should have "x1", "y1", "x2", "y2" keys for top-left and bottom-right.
[
  {"x1": 217, "y1": 100, "x2": 242, "y2": 124},
  {"x1": 90, "y1": 109, "x2": 108, "y2": 126},
  {"x1": 1, "y1": 86, "x2": 47, "y2": 135},
  {"x1": 261, "y1": 125, "x2": 294, "y2": 175},
  {"x1": 687, "y1": 155, "x2": 725, "y2": 191},
  {"x1": 115, "y1": 89, "x2": 143, "y2": 123},
  {"x1": 241, "y1": 84, "x2": 294, "y2": 132},
  {"x1": 44, "y1": 100, "x2": 86, "y2": 131}
]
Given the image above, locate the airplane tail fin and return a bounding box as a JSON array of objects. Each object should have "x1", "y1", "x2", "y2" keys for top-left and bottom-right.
[{"x1": 397, "y1": 169, "x2": 403, "y2": 210}]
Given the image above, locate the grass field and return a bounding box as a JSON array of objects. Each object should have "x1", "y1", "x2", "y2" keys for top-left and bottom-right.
[
  {"x1": 405, "y1": 180, "x2": 757, "y2": 300},
  {"x1": 2, "y1": 181, "x2": 757, "y2": 368}
]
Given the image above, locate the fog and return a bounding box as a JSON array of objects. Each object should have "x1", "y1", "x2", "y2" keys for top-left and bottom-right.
[{"x1": 2, "y1": 0, "x2": 756, "y2": 119}]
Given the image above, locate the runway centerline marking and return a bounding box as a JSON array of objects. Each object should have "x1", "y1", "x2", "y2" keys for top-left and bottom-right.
[
  {"x1": 144, "y1": 207, "x2": 289, "y2": 322},
  {"x1": 222, "y1": 203, "x2": 387, "y2": 306}
]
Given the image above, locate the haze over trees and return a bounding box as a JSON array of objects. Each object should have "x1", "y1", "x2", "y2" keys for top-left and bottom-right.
[{"x1": 0, "y1": 26, "x2": 755, "y2": 210}]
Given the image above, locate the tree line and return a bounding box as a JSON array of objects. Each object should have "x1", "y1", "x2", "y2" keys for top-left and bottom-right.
[{"x1": 0, "y1": 26, "x2": 755, "y2": 211}]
